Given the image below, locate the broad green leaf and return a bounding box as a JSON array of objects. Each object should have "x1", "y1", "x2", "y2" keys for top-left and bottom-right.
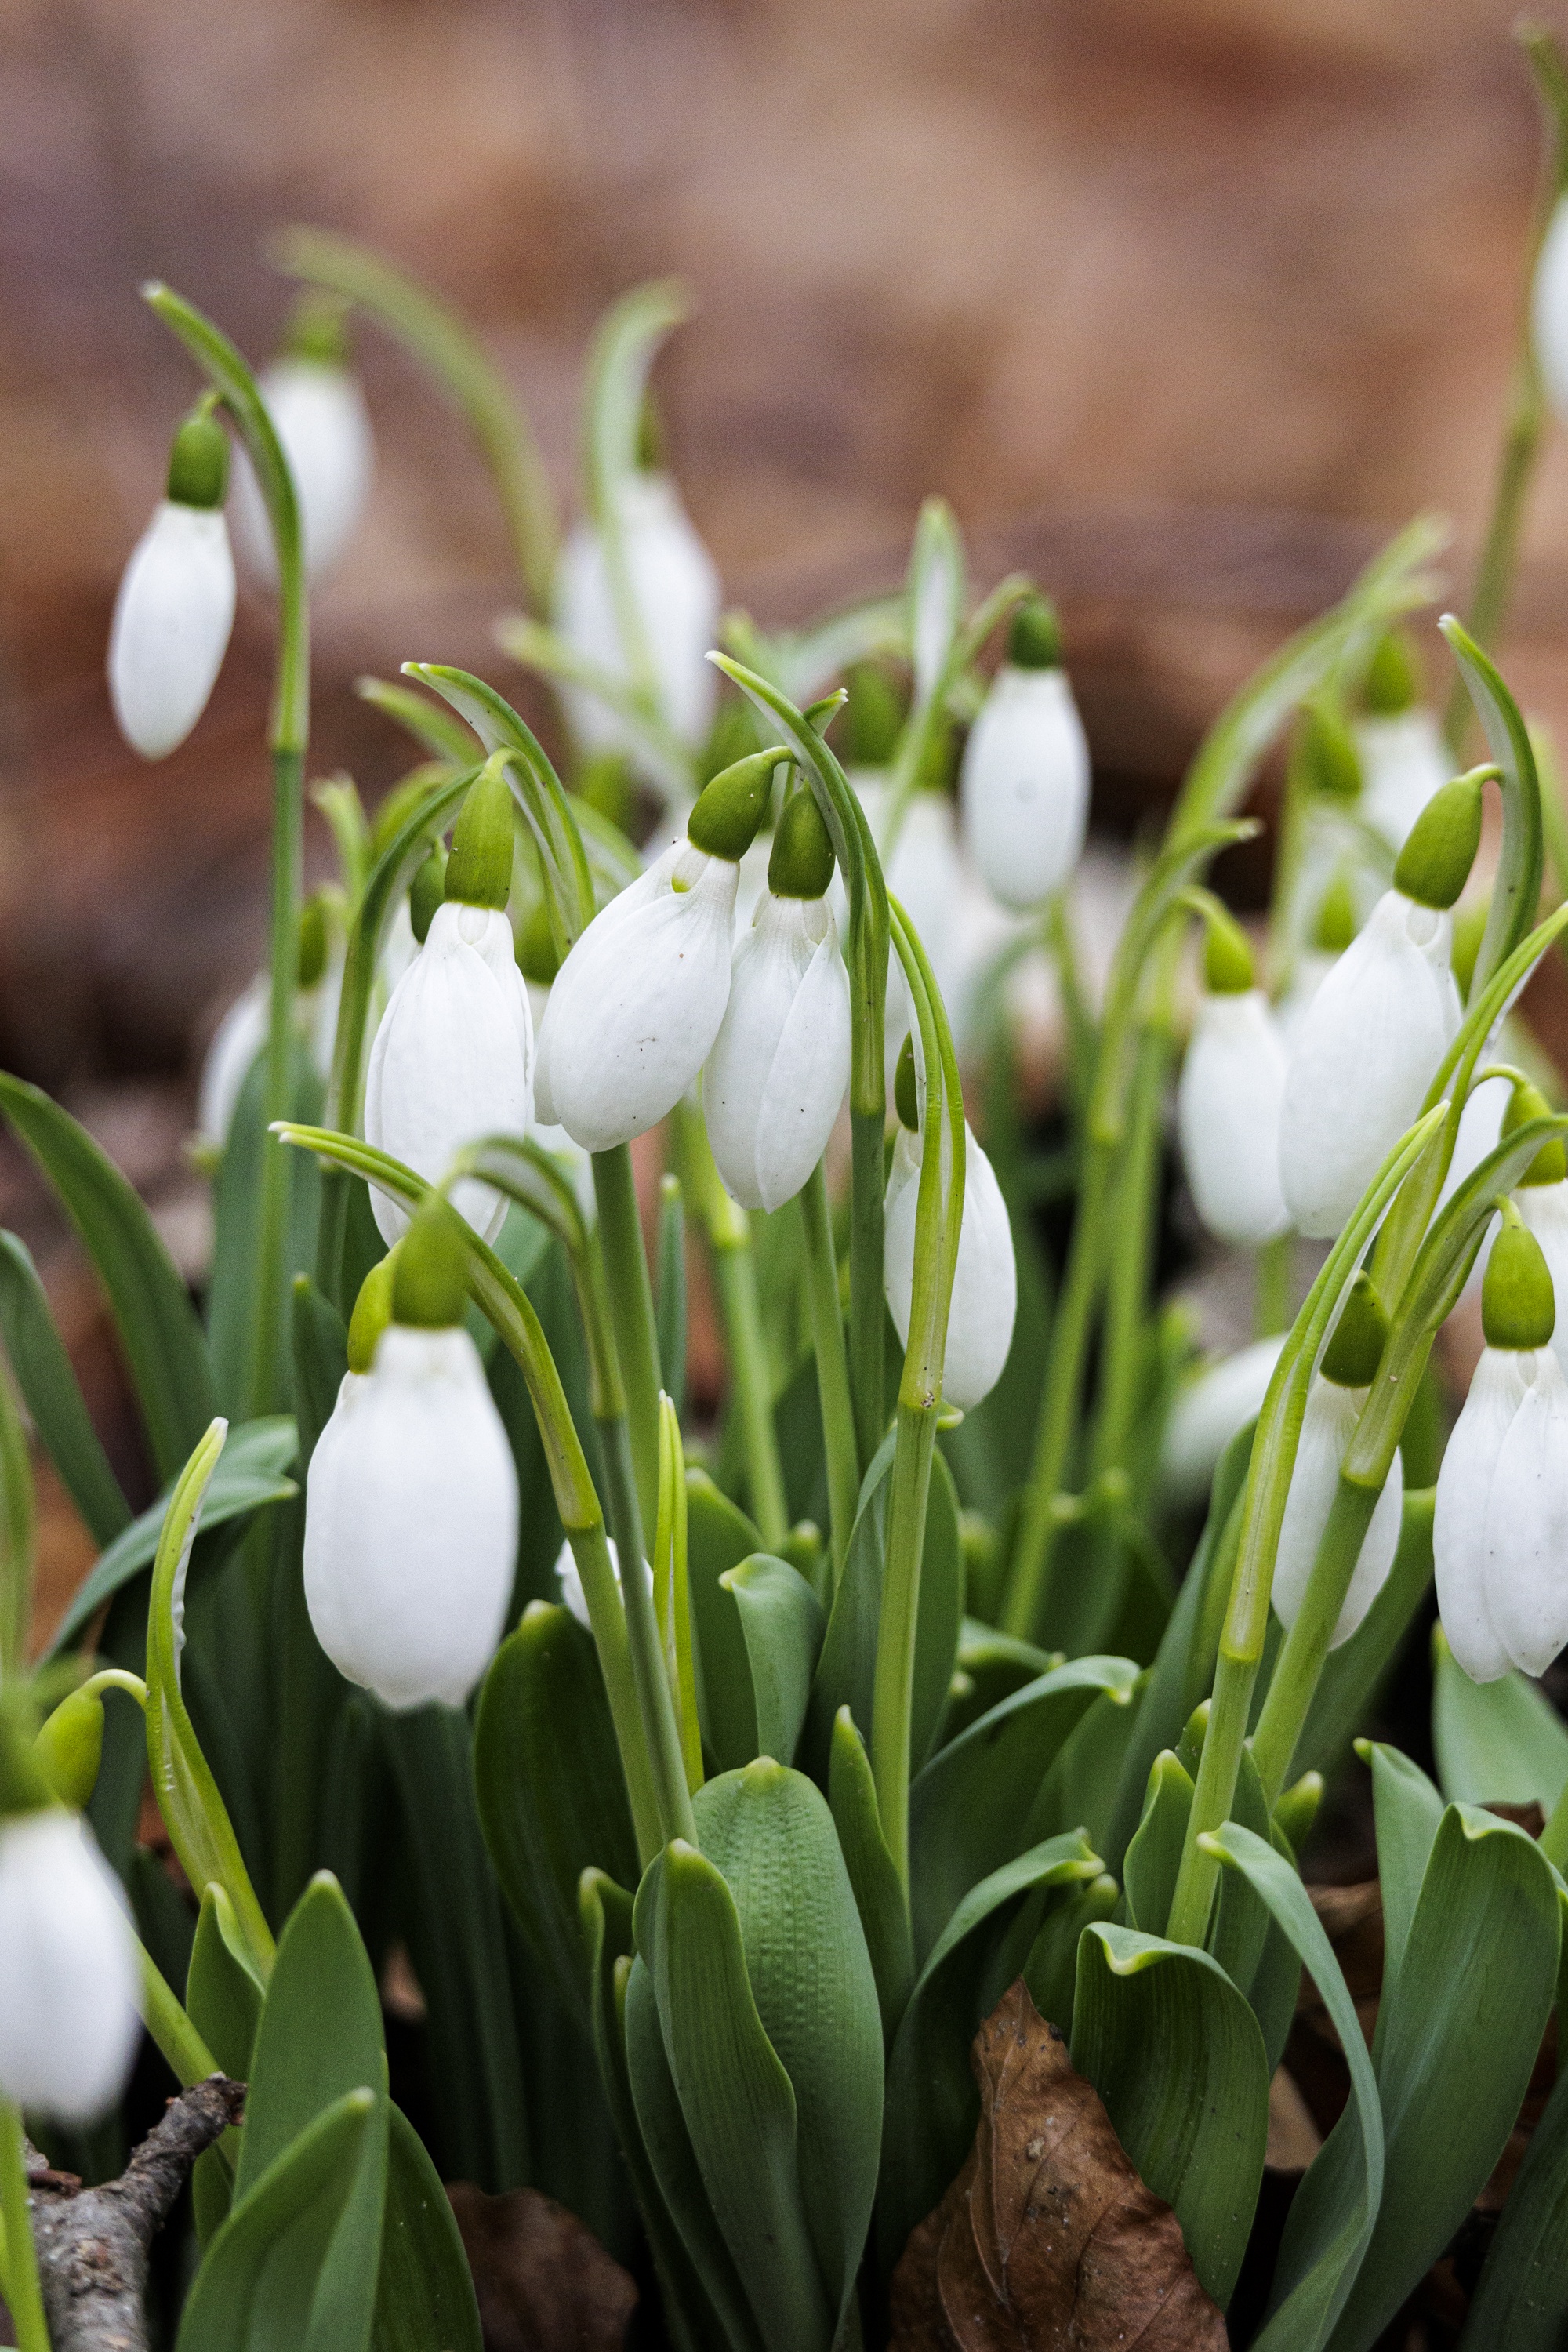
[
  {"x1": 1029, "y1": 1671, "x2": 1145, "y2": 1856},
  {"x1": 186, "y1": 1884, "x2": 263, "y2": 2245},
  {"x1": 684, "y1": 1468, "x2": 763, "y2": 1745},
  {"x1": 1362, "y1": 1740, "x2": 1443, "y2": 1994},
  {"x1": 207, "y1": 1036, "x2": 321, "y2": 1416},
  {"x1": 0, "y1": 1229, "x2": 129, "y2": 1544},
  {"x1": 1296, "y1": 1489, "x2": 1434, "y2": 1780},
  {"x1": 827, "y1": 1707, "x2": 914, "y2": 2041},
  {"x1": 176, "y1": 2089, "x2": 375, "y2": 2352},
  {"x1": 1460, "y1": 2058, "x2": 1568, "y2": 2349},
  {"x1": 942, "y1": 1617, "x2": 1058, "y2": 1742},
  {"x1": 694, "y1": 1762, "x2": 884, "y2": 2326},
  {"x1": 372, "y1": 2104, "x2": 482, "y2": 2352},
  {"x1": 1205, "y1": 1822, "x2": 1384, "y2": 2352},
  {"x1": 474, "y1": 1602, "x2": 640, "y2": 2027},
  {"x1": 1072, "y1": 1925, "x2": 1269, "y2": 2310},
  {"x1": 49, "y1": 1416, "x2": 298, "y2": 1656},
  {"x1": 1325, "y1": 1805, "x2": 1561, "y2": 2352},
  {"x1": 1432, "y1": 1622, "x2": 1568, "y2": 1812},
  {"x1": 713, "y1": 1553, "x2": 826, "y2": 1769},
  {"x1": 0, "y1": 1072, "x2": 216, "y2": 1480},
  {"x1": 877, "y1": 1829, "x2": 1102, "y2": 2272},
  {"x1": 908, "y1": 1653, "x2": 1138, "y2": 1963}
]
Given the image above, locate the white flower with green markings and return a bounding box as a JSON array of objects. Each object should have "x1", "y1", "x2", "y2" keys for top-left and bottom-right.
[
  {"x1": 960, "y1": 597, "x2": 1090, "y2": 911},
  {"x1": 0, "y1": 1806, "x2": 140, "y2": 2122},
  {"x1": 1270, "y1": 1274, "x2": 1402, "y2": 1648},
  {"x1": 556, "y1": 470, "x2": 720, "y2": 761},
  {"x1": 1177, "y1": 908, "x2": 1290, "y2": 1248},
  {"x1": 109, "y1": 403, "x2": 236, "y2": 760},
  {"x1": 884, "y1": 1042, "x2": 1017, "y2": 1411}
]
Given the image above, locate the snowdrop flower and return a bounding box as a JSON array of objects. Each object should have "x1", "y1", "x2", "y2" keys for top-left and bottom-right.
[
  {"x1": 1275, "y1": 871, "x2": 1357, "y2": 1054},
  {"x1": 1351, "y1": 629, "x2": 1450, "y2": 852},
  {"x1": 555, "y1": 470, "x2": 720, "y2": 765},
  {"x1": 1501, "y1": 1080, "x2": 1568, "y2": 1380},
  {"x1": 1533, "y1": 194, "x2": 1568, "y2": 423},
  {"x1": 365, "y1": 763, "x2": 532, "y2": 1247},
  {"x1": 1271, "y1": 1274, "x2": 1402, "y2": 1648},
  {"x1": 535, "y1": 747, "x2": 783, "y2": 1152},
  {"x1": 196, "y1": 893, "x2": 339, "y2": 1149},
  {"x1": 304, "y1": 1212, "x2": 518, "y2": 1710},
  {"x1": 1279, "y1": 770, "x2": 1482, "y2": 1238},
  {"x1": 0, "y1": 1805, "x2": 140, "y2": 2121},
  {"x1": 230, "y1": 302, "x2": 373, "y2": 583},
  {"x1": 108, "y1": 402, "x2": 236, "y2": 760},
  {"x1": 884, "y1": 1043, "x2": 1017, "y2": 1410},
  {"x1": 1159, "y1": 1334, "x2": 1285, "y2": 1510},
  {"x1": 705, "y1": 789, "x2": 851, "y2": 1210},
  {"x1": 1177, "y1": 909, "x2": 1289, "y2": 1247},
  {"x1": 1436, "y1": 1211, "x2": 1568, "y2": 1681},
  {"x1": 960, "y1": 597, "x2": 1090, "y2": 911}
]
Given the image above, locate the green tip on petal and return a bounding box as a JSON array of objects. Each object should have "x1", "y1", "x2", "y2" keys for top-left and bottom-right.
[
  {"x1": 296, "y1": 893, "x2": 329, "y2": 991},
  {"x1": 347, "y1": 1250, "x2": 398, "y2": 1372},
  {"x1": 1450, "y1": 896, "x2": 1489, "y2": 1002},
  {"x1": 1483, "y1": 1210, "x2": 1556, "y2": 1350},
  {"x1": 1298, "y1": 699, "x2": 1362, "y2": 802},
  {"x1": 1393, "y1": 768, "x2": 1486, "y2": 911},
  {"x1": 34, "y1": 1688, "x2": 105, "y2": 1812},
  {"x1": 894, "y1": 1034, "x2": 920, "y2": 1133},
  {"x1": 1363, "y1": 629, "x2": 1422, "y2": 716},
  {"x1": 393, "y1": 1200, "x2": 470, "y2": 1331},
  {"x1": 1007, "y1": 594, "x2": 1062, "y2": 670},
  {"x1": 516, "y1": 898, "x2": 561, "y2": 985},
  {"x1": 1202, "y1": 905, "x2": 1254, "y2": 994},
  {"x1": 687, "y1": 747, "x2": 787, "y2": 861},
  {"x1": 1321, "y1": 1270, "x2": 1389, "y2": 1387},
  {"x1": 1312, "y1": 870, "x2": 1358, "y2": 954},
  {"x1": 281, "y1": 289, "x2": 352, "y2": 368},
  {"x1": 165, "y1": 400, "x2": 230, "y2": 510},
  {"x1": 768, "y1": 788, "x2": 836, "y2": 898},
  {"x1": 1503, "y1": 1077, "x2": 1568, "y2": 1187},
  {"x1": 842, "y1": 663, "x2": 907, "y2": 766},
  {"x1": 445, "y1": 758, "x2": 514, "y2": 910},
  {"x1": 410, "y1": 845, "x2": 448, "y2": 944}
]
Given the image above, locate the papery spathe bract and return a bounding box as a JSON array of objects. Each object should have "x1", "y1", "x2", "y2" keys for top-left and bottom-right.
[
  {"x1": 535, "y1": 840, "x2": 739, "y2": 1151},
  {"x1": 1278, "y1": 888, "x2": 1458, "y2": 1238},
  {"x1": 1177, "y1": 989, "x2": 1290, "y2": 1247},
  {"x1": 304, "y1": 1326, "x2": 518, "y2": 1709},
  {"x1": 108, "y1": 501, "x2": 237, "y2": 760},
  {"x1": 884, "y1": 1123, "x2": 1018, "y2": 1410},
  {"x1": 1270, "y1": 1377, "x2": 1403, "y2": 1648},
  {"x1": 364, "y1": 900, "x2": 533, "y2": 1246},
  {"x1": 960, "y1": 666, "x2": 1090, "y2": 911},
  {"x1": 0, "y1": 1809, "x2": 140, "y2": 2122},
  {"x1": 555, "y1": 471, "x2": 720, "y2": 763},
  {"x1": 705, "y1": 893, "x2": 851, "y2": 1211},
  {"x1": 1353, "y1": 708, "x2": 1450, "y2": 851},
  {"x1": 230, "y1": 358, "x2": 374, "y2": 582}
]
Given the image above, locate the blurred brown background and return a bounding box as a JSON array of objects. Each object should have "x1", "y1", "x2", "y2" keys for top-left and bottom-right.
[{"x1": 4, "y1": 0, "x2": 1568, "y2": 1092}]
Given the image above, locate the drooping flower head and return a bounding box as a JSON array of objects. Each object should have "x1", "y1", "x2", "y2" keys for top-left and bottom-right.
[
  {"x1": 230, "y1": 295, "x2": 373, "y2": 583},
  {"x1": 555, "y1": 466, "x2": 721, "y2": 768},
  {"x1": 1271, "y1": 1272, "x2": 1402, "y2": 1649},
  {"x1": 1352, "y1": 629, "x2": 1450, "y2": 853},
  {"x1": 960, "y1": 595, "x2": 1090, "y2": 912},
  {"x1": 1177, "y1": 904, "x2": 1290, "y2": 1249},
  {"x1": 884, "y1": 1037, "x2": 1018, "y2": 1411},
  {"x1": 108, "y1": 398, "x2": 237, "y2": 760}
]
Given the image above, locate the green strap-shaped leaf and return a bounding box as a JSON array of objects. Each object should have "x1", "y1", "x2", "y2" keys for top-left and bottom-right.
[
  {"x1": 291, "y1": 1276, "x2": 348, "y2": 1468},
  {"x1": 206, "y1": 1036, "x2": 321, "y2": 1416},
  {"x1": 473, "y1": 1602, "x2": 640, "y2": 2027},
  {"x1": 0, "y1": 1073, "x2": 216, "y2": 1481},
  {"x1": 1072, "y1": 1925, "x2": 1269, "y2": 2310},
  {"x1": 908, "y1": 1653, "x2": 1138, "y2": 1963},
  {"x1": 1029, "y1": 1671, "x2": 1145, "y2": 1856},
  {"x1": 1296, "y1": 1489, "x2": 1434, "y2": 1780},
  {"x1": 942, "y1": 1617, "x2": 1058, "y2": 1742},
  {"x1": 187, "y1": 1883, "x2": 264, "y2": 2079},
  {"x1": 1203, "y1": 1821, "x2": 1385, "y2": 2352},
  {"x1": 1459, "y1": 2051, "x2": 1568, "y2": 2349},
  {"x1": 0, "y1": 1229, "x2": 129, "y2": 1544},
  {"x1": 714, "y1": 1553, "x2": 826, "y2": 1769},
  {"x1": 1324, "y1": 1804, "x2": 1562, "y2": 2352},
  {"x1": 1440, "y1": 614, "x2": 1545, "y2": 999},
  {"x1": 175, "y1": 2090, "x2": 376, "y2": 2352},
  {"x1": 372, "y1": 2103, "x2": 483, "y2": 2352},
  {"x1": 49, "y1": 1415, "x2": 298, "y2": 1657},
  {"x1": 684, "y1": 1468, "x2": 763, "y2": 1748},
  {"x1": 1431, "y1": 1622, "x2": 1568, "y2": 1813},
  {"x1": 1123, "y1": 1750, "x2": 1196, "y2": 1935},
  {"x1": 827, "y1": 1707, "x2": 914, "y2": 2042},
  {"x1": 877, "y1": 1829, "x2": 1102, "y2": 2273},
  {"x1": 1360, "y1": 1740, "x2": 1443, "y2": 1996}
]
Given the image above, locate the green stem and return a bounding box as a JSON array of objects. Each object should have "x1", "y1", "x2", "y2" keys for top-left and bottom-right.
[
  {"x1": 1542, "y1": 1771, "x2": 1568, "y2": 1872},
  {"x1": 1250, "y1": 1474, "x2": 1381, "y2": 1804},
  {"x1": 140, "y1": 1944, "x2": 220, "y2": 2086},
  {"x1": 1088, "y1": 1025, "x2": 1170, "y2": 1479},
  {"x1": 710, "y1": 1244, "x2": 788, "y2": 1552},
  {"x1": 592, "y1": 1148, "x2": 663, "y2": 1537},
  {"x1": 1163, "y1": 1648, "x2": 1254, "y2": 1947},
  {"x1": 595, "y1": 1412, "x2": 697, "y2": 1851},
  {"x1": 871, "y1": 1399, "x2": 937, "y2": 1889},
  {"x1": 799, "y1": 1163, "x2": 859, "y2": 1583},
  {"x1": 1255, "y1": 1233, "x2": 1294, "y2": 1339},
  {"x1": 0, "y1": 2097, "x2": 48, "y2": 2352},
  {"x1": 849, "y1": 1109, "x2": 887, "y2": 1471}
]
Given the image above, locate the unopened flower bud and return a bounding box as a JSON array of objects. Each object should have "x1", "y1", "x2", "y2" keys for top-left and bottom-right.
[
  {"x1": 1271, "y1": 1365, "x2": 1402, "y2": 1650},
  {"x1": 444, "y1": 759, "x2": 514, "y2": 912},
  {"x1": 33, "y1": 1688, "x2": 106, "y2": 1812},
  {"x1": 1482, "y1": 1210, "x2": 1555, "y2": 1352},
  {"x1": 960, "y1": 609, "x2": 1089, "y2": 911},
  {"x1": 884, "y1": 1123, "x2": 1018, "y2": 1410},
  {"x1": 0, "y1": 1808, "x2": 140, "y2": 2120},
  {"x1": 1392, "y1": 768, "x2": 1486, "y2": 911},
  {"x1": 108, "y1": 401, "x2": 237, "y2": 760},
  {"x1": 230, "y1": 298, "x2": 373, "y2": 582},
  {"x1": 686, "y1": 748, "x2": 788, "y2": 862},
  {"x1": 555, "y1": 471, "x2": 721, "y2": 765},
  {"x1": 1178, "y1": 975, "x2": 1289, "y2": 1249}
]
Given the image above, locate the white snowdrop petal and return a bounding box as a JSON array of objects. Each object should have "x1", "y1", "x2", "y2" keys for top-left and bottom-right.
[
  {"x1": 230, "y1": 361, "x2": 374, "y2": 582},
  {"x1": 0, "y1": 1812, "x2": 140, "y2": 2121},
  {"x1": 304, "y1": 1327, "x2": 517, "y2": 1709},
  {"x1": 884, "y1": 1126, "x2": 1018, "y2": 1411},
  {"x1": 1434, "y1": 1346, "x2": 1526, "y2": 1683},
  {"x1": 1354, "y1": 709, "x2": 1451, "y2": 852},
  {"x1": 1279, "y1": 890, "x2": 1457, "y2": 1239},
  {"x1": 1159, "y1": 1335, "x2": 1285, "y2": 1509},
  {"x1": 198, "y1": 975, "x2": 270, "y2": 1149},
  {"x1": 1270, "y1": 1380, "x2": 1400, "y2": 1647},
  {"x1": 1483, "y1": 1349, "x2": 1568, "y2": 1676},
  {"x1": 706, "y1": 896, "x2": 850, "y2": 1211},
  {"x1": 1177, "y1": 991, "x2": 1290, "y2": 1247},
  {"x1": 1534, "y1": 196, "x2": 1568, "y2": 424},
  {"x1": 554, "y1": 474, "x2": 720, "y2": 765},
  {"x1": 108, "y1": 503, "x2": 236, "y2": 760},
  {"x1": 960, "y1": 666, "x2": 1091, "y2": 910},
  {"x1": 750, "y1": 924, "x2": 852, "y2": 1210}
]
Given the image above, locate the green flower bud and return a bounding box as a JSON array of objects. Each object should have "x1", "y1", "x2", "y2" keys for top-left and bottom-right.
[
  {"x1": 1311, "y1": 870, "x2": 1358, "y2": 954},
  {"x1": 1298, "y1": 700, "x2": 1362, "y2": 802},
  {"x1": 393, "y1": 1198, "x2": 470, "y2": 1330},
  {"x1": 296, "y1": 892, "x2": 329, "y2": 991},
  {"x1": 1363, "y1": 629, "x2": 1421, "y2": 717},
  {"x1": 768, "y1": 789, "x2": 836, "y2": 900},
  {"x1": 281, "y1": 290, "x2": 352, "y2": 368},
  {"x1": 1503, "y1": 1077, "x2": 1567, "y2": 1188},
  {"x1": 165, "y1": 400, "x2": 230, "y2": 511},
  {"x1": 1450, "y1": 896, "x2": 1489, "y2": 1003},
  {"x1": 687, "y1": 748, "x2": 788, "y2": 862},
  {"x1": 34, "y1": 1688, "x2": 105, "y2": 1811},
  {"x1": 0, "y1": 1705, "x2": 55, "y2": 1819},
  {"x1": 347, "y1": 1250, "x2": 398, "y2": 1373},
  {"x1": 445, "y1": 758, "x2": 514, "y2": 910},
  {"x1": 409, "y1": 845, "x2": 448, "y2": 945},
  {"x1": 1483, "y1": 1207, "x2": 1556, "y2": 1350},
  {"x1": 894, "y1": 1034, "x2": 920, "y2": 1132},
  {"x1": 1203, "y1": 905, "x2": 1254, "y2": 995},
  {"x1": 515, "y1": 898, "x2": 561, "y2": 985},
  {"x1": 842, "y1": 664, "x2": 907, "y2": 766},
  {"x1": 1392, "y1": 768, "x2": 1486, "y2": 911},
  {"x1": 1007, "y1": 593, "x2": 1062, "y2": 671},
  {"x1": 1321, "y1": 1271, "x2": 1389, "y2": 1387}
]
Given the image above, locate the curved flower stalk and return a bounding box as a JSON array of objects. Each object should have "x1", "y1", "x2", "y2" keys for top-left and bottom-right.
[
  {"x1": 960, "y1": 594, "x2": 1090, "y2": 910},
  {"x1": 364, "y1": 757, "x2": 532, "y2": 1245},
  {"x1": 304, "y1": 1207, "x2": 517, "y2": 1709},
  {"x1": 1270, "y1": 1275, "x2": 1402, "y2": 1648},
  {"x1": 108, "y1": 400, "x2": 236, "y2": 761},
  {"x1": 230, "y1": 297, "x2": 372, "y2": 582},
  {"x1": 1176, "y1": 904, "x2": 1290, "y2": 1248}
]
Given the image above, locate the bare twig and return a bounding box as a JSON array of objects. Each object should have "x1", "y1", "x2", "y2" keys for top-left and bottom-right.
[{"x1": 20, "y1": 2075, "x2": 245, "y2": 2352}]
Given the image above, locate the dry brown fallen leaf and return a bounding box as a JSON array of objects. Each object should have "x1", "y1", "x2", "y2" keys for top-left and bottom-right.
[
  {"x1": 888, "y1": 1979, "x2": 1226, "y2": 2352},
  {"x1": 446, "y1": 2181, "x2": 637, "y2": 2352}
]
